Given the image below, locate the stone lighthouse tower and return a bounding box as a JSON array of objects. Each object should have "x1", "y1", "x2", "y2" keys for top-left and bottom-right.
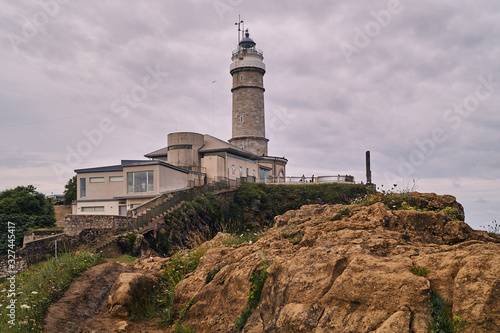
[{"x1": 228, "y1": 29, "x2": 268, "y2": 156}]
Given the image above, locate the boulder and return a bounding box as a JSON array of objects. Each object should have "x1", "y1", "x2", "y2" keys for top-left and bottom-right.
[{"x1": 108, "y1": 273, "x2": 156, "y2": 318}]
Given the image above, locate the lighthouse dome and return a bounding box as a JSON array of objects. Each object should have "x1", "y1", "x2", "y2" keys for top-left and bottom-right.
[{"x1": 239, "y1": 32, "x2": 256, "y2": 49}]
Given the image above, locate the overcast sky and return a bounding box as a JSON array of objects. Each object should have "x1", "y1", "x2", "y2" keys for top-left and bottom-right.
[{"x1": 1, "y1": 0, "x2": 499, "y2": 230}]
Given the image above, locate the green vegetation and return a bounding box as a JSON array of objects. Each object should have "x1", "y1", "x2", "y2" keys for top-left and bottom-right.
[
  {"x1": 235, "y1": 261, "x2": 269, "y2": 332},
  {"x1": 0, "y1": 252, "x2": 103, "y2": 332},
  {"x1": 221, "y1": 232, "x2": 264, "y2": 246},
  {"x1": 0, "y1": 185, "x2": 56, "y2": 256},
  {"x1": 281, "y1": 225, "x2": 304, "y2": 245},
  {"x1": 107, "y1": 254, "x2": 137, "y2": 264},
  {"x1": 338, "y1": 207, "x2": 350, "y2": 216},
  {"x1": 157, "y1": 193, "x2": 225, "y2": 256},
  {"x1": 410, "y1": 265, "x2": 428, "y2": 277},
  {"x1": 480, "y1": 220, "x2": 499, "y2": 236},
  {"x1": 144, "y1": 247, "x2": 208, "y2": 328},
  {"x1": 63, "y1": 176, "x2": 77, "y2": 205},
  {"x1": 173, "y1": 322, "x2": 196, "y2": 333},
  {"x1": 401, "y1": 201, "x2": 415, "y2": 210},
  {"x1": 229, "y1": 183, "x2": 369, "y2": 230},
  {"x1": 439, "y1": 207, "x2": 460, "y2": 220},
  {"x1": 428, "y1": 292, "x2": 468, "y2": 333}
]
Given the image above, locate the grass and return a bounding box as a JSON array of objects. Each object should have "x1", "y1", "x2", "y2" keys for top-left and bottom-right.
[
  {"x1": 410, "y1": 265, "x2": 428, "y2": 277},
  {"x1": 235, "y1": 260, "x2": 269, "y2": 332},
  {"x1": 428, "y1": 292, "x2": 468, "y2": 333},
  {"x1": 107, "y1": 254, "x2": 137, "y2": 263},
  {"x1": 128, "y1": 246, "x2": 207, "y2": 328},
  {"x1": 0, "y1": 251, "x2": 103, "y2": 332},
  {"x1": 480, "y1": 220, "x2": 499, "y2": 236},
  {"x1": 221, "y1": 232, "x2": 264, "y2": 246},
  {"x1": 281, "y1": 225, "x2": 304, "y2": 245}
]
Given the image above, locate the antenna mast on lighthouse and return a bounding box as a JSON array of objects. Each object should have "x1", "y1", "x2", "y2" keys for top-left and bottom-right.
[{"x1": 235, "y1": 15, "x2": 244, "y2": 44}]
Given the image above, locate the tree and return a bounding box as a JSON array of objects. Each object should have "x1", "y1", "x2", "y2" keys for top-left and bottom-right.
[
  {"x1": 63, "y1": 175, "x2": 77, "y2": 205},
  {"x1": 0, "y1": 185, "x2": 55, "y2": 256},
  {"x1": 0, "y1": 185, "x2": 54, "y2": 216}
]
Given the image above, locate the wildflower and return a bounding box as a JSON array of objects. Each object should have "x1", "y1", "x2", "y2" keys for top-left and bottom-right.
[
  {"x1": 21, "y1": 304, "x2": 31, "y2": 309},
  {"x1": 31, "y1": 291, "x2": 38, "y2": 295}
]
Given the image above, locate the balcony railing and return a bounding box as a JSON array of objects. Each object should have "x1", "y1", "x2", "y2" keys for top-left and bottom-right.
[
  {"x1": 265, "y1": 175, "x2": 356, "y2": 184},
  {"x1": 232, "y1": 47, "x2": 263, "y2": 57}
]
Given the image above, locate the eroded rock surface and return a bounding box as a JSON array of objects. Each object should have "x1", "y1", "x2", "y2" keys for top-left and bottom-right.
[{"x1": 172, "y1": 194, "x2": 499, "y2": 333}]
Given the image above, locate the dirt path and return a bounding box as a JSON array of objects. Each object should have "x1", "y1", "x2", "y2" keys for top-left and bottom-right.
[{"x1": 43, "y1": 261, "x2": 163, "y2": 333}]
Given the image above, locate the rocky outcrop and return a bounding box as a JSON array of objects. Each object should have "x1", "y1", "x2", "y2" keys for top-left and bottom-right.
[
  {"x1": 108, "y1": 273, "x2": 156, "y2": 318},
  {"x1": 172, "y1": 194, "x2": 499, "y2": 332}
]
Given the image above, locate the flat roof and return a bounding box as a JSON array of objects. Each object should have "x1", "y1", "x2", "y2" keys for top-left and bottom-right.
[{"x1": 75, "y1": 160, "x2": 190, "y2": 174}]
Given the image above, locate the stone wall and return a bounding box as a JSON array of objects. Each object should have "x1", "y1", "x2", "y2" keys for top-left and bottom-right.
[
  {"x1": 64, "y1": 215, "x2": 129, "y2": 237},
  {"x1": 0, "y1": 234, "x2": 72, "y2": 278},
  {"x1": 23, "y1": 229, "x2": 64, "y2": 246}
]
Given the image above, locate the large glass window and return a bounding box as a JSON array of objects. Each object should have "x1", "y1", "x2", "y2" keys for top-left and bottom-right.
[
  {"x1": 80, "y1": 178, "x2": 86, "y2": 198},
  {"x1": 127, "y1": 170, "x2": 154, "y2": 193}
]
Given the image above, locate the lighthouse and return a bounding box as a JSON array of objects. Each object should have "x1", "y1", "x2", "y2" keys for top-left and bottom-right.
[{"x1": 228, "y1": 29, "x2": 268, "y2": 156}]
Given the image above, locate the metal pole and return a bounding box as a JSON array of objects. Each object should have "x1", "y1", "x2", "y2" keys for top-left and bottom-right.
[{"x1": 366, "y1": 151, "x2": 372, "y2": 184}]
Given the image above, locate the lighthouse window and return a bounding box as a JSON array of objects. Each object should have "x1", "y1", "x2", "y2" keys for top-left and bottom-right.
[
  {"x1": 239, "y1": 114, "x2": 244, "y2": 123},
  {"x1": 239, "y1": 74, "x2": 243, "y2": 82}
]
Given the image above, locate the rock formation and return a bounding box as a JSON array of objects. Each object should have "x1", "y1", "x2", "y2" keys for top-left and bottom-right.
[
  {"x1": 108, "y1": 272, "x2": 156, "y2": 318},
  {"x1": 171, "y1": 193, "x2": 499, "y2": 332}
]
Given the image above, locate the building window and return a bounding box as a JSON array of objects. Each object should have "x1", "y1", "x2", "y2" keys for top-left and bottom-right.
[
  {"x1": 239, "y1": 74, "x2": 243, "y2": 82},
  {"x1": 90, "y1": 177, "x2": 105, "y2": 183},
  {"x1": 239, "y1": 114, "x2": 244, "y2": 123},
  {"x1": 168, "y1": 145, "x2": 193, "y2": 151},
  {"x1": 130, "y1": 203, "x2": 141, "y2": 209},
  {"x1": 81, "y1": 206, "x2": 104, "y2": 212},
  {"x1": 253, "y1": 170, "x2": 256, "y2": 177},
  {"x1": 127, "y1": 170, "x2": 154, "y2": 193},
  {"x1": 239, "y1": 166, "x2": 243, "y2": 177},
  {"x1": 80, "y1": 178, "x2": 86, "y2": 198},
  {"x1": 109, "y1": 176, "x2": 123, "y2": 182},
  {"x1": 246, "y1": 168, "x2": 249, "y2": 177},
  {"x1": 232, "y1": 164, "x2": 235, "y2": 175}
]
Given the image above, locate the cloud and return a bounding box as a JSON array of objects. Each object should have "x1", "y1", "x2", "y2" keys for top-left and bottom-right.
[{"x1": 0, "y1": 0, "x2": 499, "y2": 230}]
